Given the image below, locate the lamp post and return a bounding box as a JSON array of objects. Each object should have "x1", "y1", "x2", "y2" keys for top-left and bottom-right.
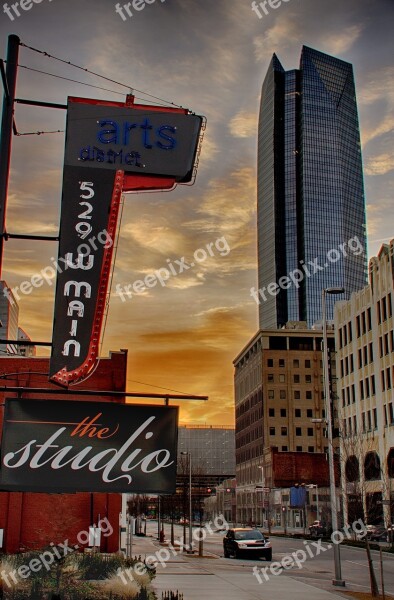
[
  {"x1": 322, "y1": 286, "x2": 345, "y2": 587},
  {"x1": 181, "y1": 451, "x2": 193, "y2": 553}
]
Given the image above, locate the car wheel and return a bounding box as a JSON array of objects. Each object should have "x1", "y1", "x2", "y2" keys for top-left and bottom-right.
[
  {"x1": 234, "y1": 549, "x2": 241, "y2": 559},
  {"x1": 265, "y1": 549, "x2": 272, "y2": 561}
]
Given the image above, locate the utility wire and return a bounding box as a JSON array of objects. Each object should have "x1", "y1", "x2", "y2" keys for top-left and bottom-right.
[
  {"x1": 20, "y1": 42, "x2": 184, "y2": 109},
  {"x1": 16, "y1": 63, "x2": 126, "y2": 96},
  {"x1": 128, "y1": 379, "x2": 197, "y2": 396}
]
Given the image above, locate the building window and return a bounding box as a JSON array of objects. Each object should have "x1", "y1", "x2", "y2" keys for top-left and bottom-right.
[
  {"x1": 296, "y1": 446, "x2": 303, "y2": 452},
  {"x1": 269, "y1": 408, "x2": 275, "y2": 417},
  {"x1": 268, "y1": 390, "x2": 274, "y2": 399},
  {"x1": 365, "y1": 307, "x2": 371, "y2": 330},
  {"x1": 308, "y1": 446, "x2": 314, "y2": 453},
  {"x1": 294, "y1": 390, "x2": 301, "y2": 399},
  {"x1": 306, "y1": 390, "x2": 312, "y2": 400},
  {"x1": 296, "y1": 427, "x2": 302, "y2": 436},
  {"x1": 371, "y1": 375, "x2": 376, "y2": 396},
  {"x1": 305, "y1": 374, "x2": 312, "y2": 383},
  {"x1": 369, "y1": 342, "x2": 373, "y2": 363},
  {"x1": 279, "y1": 374, "x2": 286, "y2": 383},
  {"x1": 293, "y1": 359, "x2": 299, "y2": 368},
  {"x1": 269, "y1": 427, "x2": 276, "y2": 435},
  {"x1": 281, "y1": 446, "x2": 288, "y2": 452},
  {"x1": 387, "y1": 367, "x2": 392, "y2": 389},
  {"x1": 356, "y1": 315, "x2": 361, "y2": 337},
  {"x1": 305, "y1": 360, "x2": 311, "y2": 368},
  {"x1": 294, "y1": 374, "x2": 300, "y2": 383},
  {"x1": 279, "y1": 359, "x2": 285, "y2": 368},
  {"x1": 307, "y1": 409, "x2": 313, "y2": 418},
  {"x1": 267, "y1": 359, "x2": 273, "y2": 367},
  {"x1": 295, "y1": 409, "x2": 301, "y2": 417},
  {"x1": 281, "y1": 427, "x2": 287, "y2": 436},
  {"x1": 280, "y1": 408, "x2": 287, "y2": 417},
  {"x1": 358, "y1": 348, "x2": 362, "y2": 368},
  {"x1": 361, "y1": 311, "x2": 366, "y2": 333},
  {"x1": 307, "y1": 427, "x2": 314, "y2": 436},
  {"x1": 268, "y1": 374, "x2": 274, "y2": 382},
  {"x1": 373, "y1": 408, "x2": 377, "y2": 429}
]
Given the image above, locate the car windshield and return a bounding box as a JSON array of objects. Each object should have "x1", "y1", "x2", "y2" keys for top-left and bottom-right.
[{"x1": 234, "y1": 530, "x2": 263, "y2": 540}]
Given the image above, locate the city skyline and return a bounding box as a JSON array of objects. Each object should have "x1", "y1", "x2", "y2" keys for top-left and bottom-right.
[{"x1": 0, "y1": 0, "x2": 393, "y2": 426}]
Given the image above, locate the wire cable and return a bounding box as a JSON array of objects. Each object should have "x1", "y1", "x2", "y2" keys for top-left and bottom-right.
[
  {"x1": 16, "y1": 63, "x2": 126, "y2": 96},
  {"x1": 20, "y1": 42, "x2": 184, "y2": 109}
]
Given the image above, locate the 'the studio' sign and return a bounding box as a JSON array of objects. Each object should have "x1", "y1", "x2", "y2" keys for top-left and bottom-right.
[{"x1": 0, "y1": 399, "x2": 178, "y2": 494}]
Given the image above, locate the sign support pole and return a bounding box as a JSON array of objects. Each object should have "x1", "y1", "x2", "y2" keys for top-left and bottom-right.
[{"x1": 0, "y1": 34, "x2": 19, "y2": 277}]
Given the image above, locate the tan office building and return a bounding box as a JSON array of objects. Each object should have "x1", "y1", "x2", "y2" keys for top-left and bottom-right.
[
  {"x1": 335, "y1": 242, "x2": 394, "y2": 526},
  {"x1": 234, "y1": 323, "x2": 335, "y2": 527}
]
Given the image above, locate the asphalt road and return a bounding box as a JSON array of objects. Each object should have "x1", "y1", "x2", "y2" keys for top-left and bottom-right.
[{"x1": 152, "y1": 522, "x2": 394, "y2": 596}]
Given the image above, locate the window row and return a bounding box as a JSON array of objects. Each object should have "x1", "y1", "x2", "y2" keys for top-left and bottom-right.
[
  {"x1": 377, "y1": 294, "x2": 392, "y2": 324},
  {"x1": 342, "y1": 384, "x2": 356, "y2": 406},
  {"x1": 340, "y1": 354, "x2": 354, "y2": 377},
  {"x1": 267, "y1": 373, "x2": 316, "y2": 383},
  {"x1": 360, "y1": 375, "x2": 376, "y2": 400},
  {"x1": 361, "y1": 409, "x2": 378, "y2": 432},
  {"x1": 266, "y1": 359, "x2": 313, "y2": 368},
  {"x1": 268, "y1": 408, "x2": 314, "y2": 418},
  {"x1": 381, "y1": 367, "x2": 393, "y2": 392},
  {"x1": 379, "y1": 331, "x2": 394, "y2": 357},
  {"x1": 269, "y1": 426, "x2": 315, "y2": 437},
  {"x1": 342, "y1": 415, "x2": 357, "y2": 437},
  {"x1": 358, "y1": 343, "x2": 373, "y2": 368},
  {"x1": 267, "y1": 389, "x2": 314, "y2": 400}
]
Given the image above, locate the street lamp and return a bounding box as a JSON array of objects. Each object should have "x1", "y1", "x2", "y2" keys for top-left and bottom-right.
[
  {"x1": 322, "y1": 286, "x2": 345, "y2": 587},
  {"x1": 180, "y1": 451, "x2": 193, "y2": 553}
]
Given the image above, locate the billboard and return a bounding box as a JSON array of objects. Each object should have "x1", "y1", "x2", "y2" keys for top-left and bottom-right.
[{"x1": 0, "y1": 399, "x2": 178, "y2": 494}]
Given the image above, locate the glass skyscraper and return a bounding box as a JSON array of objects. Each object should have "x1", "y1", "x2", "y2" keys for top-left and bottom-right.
[{"x1": 257, "y1": 46, "x2": 367, "y2": 328}]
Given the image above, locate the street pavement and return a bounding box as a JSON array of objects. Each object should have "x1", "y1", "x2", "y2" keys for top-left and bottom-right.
[{"x1": 129, "y1": 526, "x2": 379, "y2": 600}]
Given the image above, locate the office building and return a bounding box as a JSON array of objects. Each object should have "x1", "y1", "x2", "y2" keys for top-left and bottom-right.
[
  {"x1": 233, "y1": 324, "x2": 337, "y2": 526},
  {"x1": 335, "y1": 242, "x2": 394, "y2": 526},
  {"x1": 257, "y1": 46, "x2": 367, "y2": 329}
]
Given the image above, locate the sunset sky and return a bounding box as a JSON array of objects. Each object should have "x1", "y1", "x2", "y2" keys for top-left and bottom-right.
[{"x1": 0, "y1": 0, "x2": 393, "y2": 426}]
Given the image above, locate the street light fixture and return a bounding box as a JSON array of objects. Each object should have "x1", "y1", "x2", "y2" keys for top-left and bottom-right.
[
  {"x1": 322, "y1": 286, "x2": 345, "y2": 587},
  {"x1": 180, "y1": 451, "x2": 193, "y2": 553}
]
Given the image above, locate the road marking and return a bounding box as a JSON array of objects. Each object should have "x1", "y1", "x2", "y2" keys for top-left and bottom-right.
[{"x1": 346, "y1": 560, "x2": 366, "y2": 567}]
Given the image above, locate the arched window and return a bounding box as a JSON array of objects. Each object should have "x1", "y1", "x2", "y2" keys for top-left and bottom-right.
[
  {"x1": 345, "y1": 456, "x2": 360, "y2": 482},
  {"x1": 364, "y1": 451, "x2": 381, "y2": 481}
]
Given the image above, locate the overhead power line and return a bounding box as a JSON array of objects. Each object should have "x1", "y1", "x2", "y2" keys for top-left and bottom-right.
[{"x1": 20, "y1": 42, "x2": 185, "y2": 109}]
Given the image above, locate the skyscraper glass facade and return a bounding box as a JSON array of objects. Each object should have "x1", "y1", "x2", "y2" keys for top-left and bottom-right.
[{"x1": 257, "y1": 46, "x2": 367, "y2": 328}]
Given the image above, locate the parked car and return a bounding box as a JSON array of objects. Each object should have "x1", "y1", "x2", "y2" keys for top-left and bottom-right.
[
  {"x1": 309, "y1": 520, "x2": 328, "y2": 538},
  {"x1": 369, "y1": 525, "x2": 388, "y2": 541},
  {"x1": 223, "y1": 528, "x2": 272, "y2": 560}
]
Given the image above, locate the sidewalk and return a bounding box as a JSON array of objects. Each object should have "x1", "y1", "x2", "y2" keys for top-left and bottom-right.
[{"x1": 130, "y1": 534, "x2": 350, "y2": 600}]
